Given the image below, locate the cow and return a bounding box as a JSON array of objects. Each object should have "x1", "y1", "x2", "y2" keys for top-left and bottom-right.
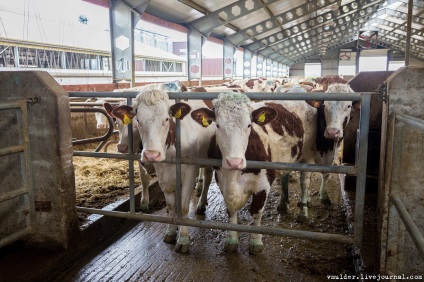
[
  {"x1": 109, "y1": 88, "x2": 216, "y2": 253},
  {"x1": 179, "y1": 92, "x2": 317, "y2": 254},
  {"x1": 313, "y1": 76, "x2": 347, "y2": 91}
]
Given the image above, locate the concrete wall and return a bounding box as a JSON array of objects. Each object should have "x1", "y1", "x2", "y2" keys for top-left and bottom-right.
[
  {"x1": 379, "y1": 67, "x2": 424, "y2": 275},
  {"x1": 0, "y1": 71, "x2": 76, "y2": 249}
]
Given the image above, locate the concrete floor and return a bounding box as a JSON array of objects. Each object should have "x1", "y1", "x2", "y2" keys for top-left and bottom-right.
[{"x1": 0, "y1": 174, "x2": 378, "y2": 282}]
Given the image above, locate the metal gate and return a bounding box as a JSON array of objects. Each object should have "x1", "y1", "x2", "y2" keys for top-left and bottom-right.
[
  {"x1": 385, "y1": 113, "x2": 424, "y2": 273},
  {"x1": 69, "y1": 90, "x2": 372, "y2": 252},
  {"x1": 0, "y1": 100, "x2": 35, "y2": 248}
]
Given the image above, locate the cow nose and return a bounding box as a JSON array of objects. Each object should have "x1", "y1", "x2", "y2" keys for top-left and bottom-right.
[
  {"x1": 144, "y1": 150, "x2": 161, "y2": 162},
  {"x1": 117, "y1": 144, "x2": 128, "y2": 153},
  {"x1": 326, "y1": 128, "x2": 341, "y2": 139},
  {"x1": 97, "y1": 124, "x2": 107, "y2": 129},
  {"x1": 226, "y1": 158, "x2": 244, "y2": 170}
]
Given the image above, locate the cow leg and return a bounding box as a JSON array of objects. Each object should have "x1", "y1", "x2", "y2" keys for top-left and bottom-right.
[
  {"x1": 224, "y1": 209, "x2": 239, "y2": 253},
  {"x1": 175, "y1": 166, "x2": 198, "y2": 253},
  {"x1": 277, "y1": 172, "x2": 290, "y2": 214},
  {"x1": 298, "y1": 171, "x2": 312, "y2": 221},
  {"x1": 319, "y1": 173, "x2": 332, "y2": 205},
  {"x1": 138, "y1": 161, "x2": 151, "y2": 212},
  {"x1": 248, "y1": 189, "x2": 269, "y2": 255},
  {"x1": 162, "y1": 191, "x2": 178, "y2": 244},
  {"x1": 195, "y1": 166, "x2": 213, "y2": 215},
  {"x1": 195, "y1": 167, "x2": 204, "y2": 197}
]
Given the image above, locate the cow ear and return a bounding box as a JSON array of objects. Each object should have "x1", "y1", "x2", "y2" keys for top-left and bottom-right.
[
  {"x1": 353, "y1": 101, "x2": 361, "y2": 110},
  {"x1": 104, "y1": 102, "x2": 117, "y2": 117},
  {"x1": 112, "y1": 105, "x2": 135, "y2": 125},
  {"x1": 191, "y1": 108, "x2": 215, "y2": 127},
  {"x1": 251, "y1": 107, "x2": 277, "y2": 126},
  {"x1": 306, "y1": 100, "x2": 323, "y2": 108},
  {"x1": 170, "y1": 102, "x2": 191, "y2": 119}
]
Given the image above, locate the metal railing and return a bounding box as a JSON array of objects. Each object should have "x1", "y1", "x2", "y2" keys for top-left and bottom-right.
[
  {"x1": 69, "y1": 90, "x2": 373, "y2": 248},
  {"x1": 386, "y1": 113, "x2": 424, "y2": 272},
  {"x1": 0, "y1": 100, "x2": 35, "y2": 248}
]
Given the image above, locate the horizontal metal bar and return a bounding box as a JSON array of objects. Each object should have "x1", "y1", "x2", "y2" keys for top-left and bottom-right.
[
  {"x1": 161, "y1": 157, "x2": 358, "y2": 175},
  {"x1": 71, "y1": 152, "x2": 357, "y2": 175},
  {"x1": 70, "y1": 102, "x2": 115, "y2": 107},
  {"x1": 69, "y1": 91, "x2": 139, "y2": 98},
  {"x1": 391, "y1": 194, "x2": 424, "y2": 259},
  {"x1": 0, "y1": 187, "x2": 28, "y2": 204},
  {"x1": 75, "y1": 206, "x2": 354, "y2": 245},
  {"x1": 0, "y1": 144, "x2": 25, "y2": 157},
  {"x1": 68, "y1": 91, "x2": 377, "y2": 102},
  {"x1": 169, "y1": 92, "x2": 373, "y2": 101},
  {"x1": 73, "y1": 151, "x2": 140, "y2": 160},
  {"x1": 396, "y1": 113, "x2": 424, "y2": 131},
  {"x1": 0, "y1": 100, "x2": 25, "y2": 110},
  {"x1": 0, "y1": 227, "x2": 32, "y2": 249}
]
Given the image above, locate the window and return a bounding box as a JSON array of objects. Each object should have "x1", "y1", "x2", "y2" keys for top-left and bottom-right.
[
  {"x1": 388, "y1": 61, "x2": 405, "y2": 71},
  {"x1": 338, "y1": 49, "x2": 356, "y2": 76},
  {"x1": 304, "y1": 62, "x2": 321, "y2": 78},
  {"x1": 358, "y1": 49, "x2": 388, "y2": 72}
]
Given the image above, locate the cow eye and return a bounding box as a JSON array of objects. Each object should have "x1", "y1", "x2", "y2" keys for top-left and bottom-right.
[
  {"x1": 166, "y1": 118, "x2": 169, "y2": 122},
  {"x1": 248, "y1": 124, "x2": 251, "y2": 128},
  {"x1": 348, "y1": 105, "x2": 351, "y2": 108},
  {"x1": 216, "y1": 124, "x2": 220, "y2": 128}
]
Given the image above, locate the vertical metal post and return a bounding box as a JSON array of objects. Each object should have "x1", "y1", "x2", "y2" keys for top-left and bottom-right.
[
  {"x1": 223, "y1": 40, "x2": 236, "y2": 80},
  {"x1": 385, "y1": 121, "x2": 404, "y2": 273},
  {"x1": 188, "y1": 28, "x2": 204, "y2": 85},
  {"x1": 243, "y1": 49, "x2": 253, "y2": 79},
  {"x1": 175, "y1": 97, "x2": 182, "y2": 220},
  {"x1": 127, "y1": 97, "x2": 135, "y2": 213},
  {"x1": 405, "y1": 0, "x2": 413, "y2": 66},
  {"x1": 256, "y1": 54, "x2": 265, "y2": 78},
  {"x1": 354, "y1": 93, "x2": 371, "y2": 247}
]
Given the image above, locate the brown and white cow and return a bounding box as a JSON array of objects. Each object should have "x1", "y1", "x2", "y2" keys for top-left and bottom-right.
[
  {"x1": 179, "y1": 93, "x2": 317, "y2": 254},
  {"x1": 110, "y1": 88, "x2": 216, "y2": 253}
]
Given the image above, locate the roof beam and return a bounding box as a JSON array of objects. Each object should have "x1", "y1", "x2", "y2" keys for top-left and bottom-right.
[
  {"x1": 257, "y1": 0, "x2": 381, "y2": 61},
  {"x1": 226, "y1": 0, "x2": 343, "y2": 47},
  {"x1": 188, "y1": 0, "x2": 280, "y2": 37}
]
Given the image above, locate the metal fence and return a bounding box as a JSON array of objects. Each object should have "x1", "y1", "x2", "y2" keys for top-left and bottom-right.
[
  {"x1": 0, "y1": 100, "x2": 35, "y2": 248},
  {"x1": 386, "y1": 113, "x2": 424, "y2": 270},
  {"x1": 69, "y1": 90, "x2": 372, "y2": 249}
]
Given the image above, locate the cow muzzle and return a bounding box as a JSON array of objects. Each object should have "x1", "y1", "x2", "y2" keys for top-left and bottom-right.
[
  {"x1": 143, "y1": 150, "x2": 162, "y2": 162},
  {"x1": 325, "y1": 127, "x2": 342, "y2": 139},
  {"x1": 97, "y1": 123, "x2": 107, "y2": 129},
  {"x1": 117, "y1": 143, "x2": 128, "y2": 154},
  {"x1": 226, "y1": 158, "x2": 245, "y2": 170}
]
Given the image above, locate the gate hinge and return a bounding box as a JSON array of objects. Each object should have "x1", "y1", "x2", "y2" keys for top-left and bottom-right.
[
  {"x1": 376, "y1": 82, "x2": 387, "y2": 102},
  {"x1": 27, "y1": 97, "x2": 41, "y2": 104}
]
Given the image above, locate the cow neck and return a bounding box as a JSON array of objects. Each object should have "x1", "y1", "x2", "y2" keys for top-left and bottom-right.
[
  {"x1": 316, "y1": 106, "x2": 336, "y2": 156},
  {"x1": 264, "y1": 102, "x2": 304, "y2": 139},
  {"x1": 165, "y1": 116, "x2": 176, "y2": 148}
]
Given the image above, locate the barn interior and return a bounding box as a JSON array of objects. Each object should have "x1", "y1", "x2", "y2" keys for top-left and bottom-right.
[{"x1": 1, "y1": 0, "x2": 424, "y2": 281}]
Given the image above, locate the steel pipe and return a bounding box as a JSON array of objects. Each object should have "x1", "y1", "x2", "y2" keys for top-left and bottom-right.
[
  {"x1": 0, "y1": 187, "x2": 28, "y2": 204},
  {"x1": 396, "y1": 113, "x2": 424, "y2": 131},
  {"x1": 75, "y1": 206, "x2": 355, "y2": 245},
  {"x1": 391, "y1": 194, "x2": 424, "y2": 258},
  {"x1": 70, "y1": 108, "x2": 114, "y2": 145},
  {"x1": 0, "y1": 145, "x2": 25, "y2": 157},
  {"x1": 0, "y1": 227, "x2": 32, "y2": 249}
]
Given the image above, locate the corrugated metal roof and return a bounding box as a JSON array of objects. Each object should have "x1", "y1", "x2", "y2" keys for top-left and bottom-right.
[{"x1": 85, "y1": 0, "x2": 424, "y2": 64}]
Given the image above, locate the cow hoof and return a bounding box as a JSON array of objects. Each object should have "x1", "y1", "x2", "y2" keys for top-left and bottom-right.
[
  {"x1": 224, "y1": 238, "x2": 239, "y2": 253},
  {"x1": 175, "y1": 242, "x2": 190, "y2": 253},
  {"x1": 163, "y1": 233, "x2": 177, "y2": 244},
  {"x1": 320, "y1": 198, "x2": 332, "y2": 205},
  {"x1": 248, "y1": 239, "x2": 264, "y2": 255},
  {"x1": 139, "y1": 204, "x2": 151, "y2": 213},
  {"x1": 297, "y1": 201, "x2": 311, "y2": 208},
  {"x1": 277, "y1": 203, "x2": 289, "y2": 214},
  {"x1": 296, "y1": 213, "x2": 308, "y2": 223},
  {"x1": 195, "y1": 206, "x2": 206, "y2": 215}
]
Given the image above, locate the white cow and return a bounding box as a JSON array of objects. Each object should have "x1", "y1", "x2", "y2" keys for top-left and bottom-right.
[
  {"x1": 182, "y1": 93, "x2": 317, "y2": 254},
  {"x1": 110, "y1": 89, "x2": 216, "y2": 253}
]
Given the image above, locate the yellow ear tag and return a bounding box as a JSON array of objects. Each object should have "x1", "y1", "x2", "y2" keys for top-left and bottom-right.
[
  {"x1": 258, "y1": 112, "x2": 266, "y2": 123},
  {"x1": 201, "y1": 116, "x2": 209, "y2": 127},
  {"x1": 174, "y1": 108, "x2": 182, "y2": 119},
  {"x1": 123, "y1": 114, "x2": 131, "y2": 125}
]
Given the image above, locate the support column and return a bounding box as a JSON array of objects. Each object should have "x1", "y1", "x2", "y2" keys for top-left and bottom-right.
[
  {"x1": 272, "y1": 60, "x2": 279, "y2": 78},
  {"x1": 223, "y1": 40, "x2": 235, "y2": 80},
  {"x1": 13, "y1": 46, "x2": 20, "y2": 68},
  {"x1": 109, "y1": 0, "x2": 145, "y2": 85},
  {"x1": 188, "y1": 28, "x2": 204, "y2": 85},
  {"x1": 243, "y1": 49, "x2": 253, "y2": 79},
  {"x1": 256, "y1": 54, "x2": 265, "y2": 78}
]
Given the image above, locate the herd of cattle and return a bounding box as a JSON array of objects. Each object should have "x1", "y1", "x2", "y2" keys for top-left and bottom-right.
[{"x1": 90, "y1": 76, "x2": 358, "y2": 255}]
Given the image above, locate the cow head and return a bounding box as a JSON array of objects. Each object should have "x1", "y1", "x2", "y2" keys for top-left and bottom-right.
[
  {"x1": 110, "y1": 89, "x2": 187, "y2": 162},
  {"x1": 189, "y1": 93, "x2": 277, "y2": 170},
  {"x1": 308, "y1": 83, "x2": 359, "y2": 140}
]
